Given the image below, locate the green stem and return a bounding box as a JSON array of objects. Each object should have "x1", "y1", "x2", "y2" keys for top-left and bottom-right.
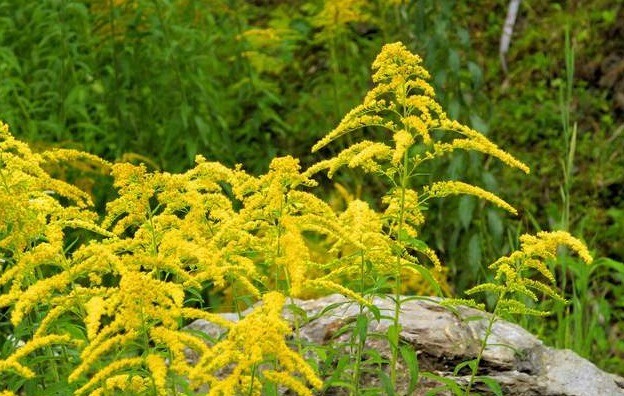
[
  {"x1": 351, "y1": 250, "x2": 367, "y2": 395},
  {"x1": 464, "y1": 292, "x2": 503, "y2": 395},
  {"x1": 329, "y1": 35, "x2": 341, "y2": 122},
  {"x1": 390, "y1": 149, "x2": 410, "y2": 386}
]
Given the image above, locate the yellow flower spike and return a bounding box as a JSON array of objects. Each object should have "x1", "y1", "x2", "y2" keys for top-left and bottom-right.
[
  {"x1": 526, "y1": 231, "x2": 593, "y2": 264},
  {"x1": 423, "y1": 247, "x2": 443, "y2": 271},
  {"x1": 371, "y1": 42, "x2": 430, "y2": 85},
  {"x1": 308, "y1": 141, "x2": 392, "y2": 179},
  {"x1": 347, "y1": 141, "x2": 394, "y2": 171},
  {"x1": 275, "y1": 217, "x2": 309, "y2": 297},
  {"x1": 146, "y1": 354, "x2": 168, "y2": 396},
  {"x1": 425, "y1": 180, "x2": 517, "y2": 215},
  {"x1": 150, "y1": 326, "x2": 210, "y2": 375},
  {"x1": 308, "y1": 279, "x2": 371, "y2": 307},
  {"x1": 383, "y1": 188, "x2": 425, "y2": 235},
  {"x1": 263, "y1": 370, "x2": 317, "y2": 396},
  {"x1": 33, "y1": 296, "x2": 76, "y2": 337},
  {"x1": 6, "y1": 334, "x2": 73, "y2": 366},
  {"x1": 73, "y1": 357, "x2": 144, "y2": 396},
  {"x1": 311, "y1": 102, "x2": 388, "y2": 153},
  {"x1": 341, "y1": 200, "x2": 384, "y2": 234},
  {"x1": 84, "y1": 296, "x2": 107, "y2": 340},
  {"x1": 99, "y1": 374, "x2": 149, "y2": 394},
  {"x1": 467, "y1": 230, "x2": 591, "y2": 317},
  {"x1": 402, "y1": 115, "x2": 432, "y2": 145},
  {"x1": 192, "y1": 291, "x2": 322, "y2": 394},
  {"x1": 391, "y1": 129, "x2": 415, "y2": 165},
  {"x1": 0, "y1": 359, "x2": 36, "y2": 379},
  {"x1": 69, "y1": 330, "x2": 138, "y2": 383},
  {"x1": 316, "y1": 197, "x2": 448, "y2": 296},
  {"x1": 313, "y1": 0, "x2": 368, "y2": 38},
  {"x1": 10, "y1": 272, "x2": 71, "y2": 326}
]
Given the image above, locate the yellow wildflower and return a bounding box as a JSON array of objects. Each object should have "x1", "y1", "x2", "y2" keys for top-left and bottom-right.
[
  {"x1": 383, "y1": 188, "x2": 425, "y2": 236},
  {"x1": 96, "y1": 374, "x2": 149, "y2": 395},
  {"x1": 11, "y1": 272, "x2": 71, "y2": 326},
  {"x1": 520, "y1": 231, "x2": 593, "y2": 264},
  {"x1": 146, "y1": 354, "x2": 168, "y2": 396},
  {"x1": 311, "y1": 101, "x2": 388, "y2": 153},
  {"x1": 190, "y1": 292, "x2": 322, "y2": 394},
  {"x1": 425, "y1": 180, "x2": 517, "y2": 215},
  {"x1": 467, "y1": 231, "x2": 593, "y2": 316},
  {"x1": 84, "y1": 296, "x2": 107, "y2": 340},
  {"x1": 391, "y1": 129, "x2": 414, "y2": 164},
  {"x1": 314, "y1": 0, "x2": 368, "y2": 39},
  {"x1": 74, "y1": 357, "x2": 144, "y2": 396},
  {"x1": 1, "y1": 334, "x2": 73, "y2": 378},
  {"x1": 70, "y1": 330, "x2": 139, "y2": 383},
  {"x1": 307, "y1": 141, "x2": 392, "y2": 178}
]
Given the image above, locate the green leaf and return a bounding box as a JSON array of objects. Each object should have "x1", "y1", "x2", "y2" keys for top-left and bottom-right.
[
  {"x1": 468, "y1": 234, "x2": 482, "y2": 270},
  {"x1": 487, "y1": 209, "x2": 504, "y2": 242},
  {"x1": 379, "y1": 370, "x2": 396, "y2": 396},
  {"x1": 481, "y1": 171, "x2": 498, "y2": 190},
  {"x1": 368, "y1": 304, "x2": 382, "y2": 322},
  {"x1": 194, "y1": 115, "x2": 211, "y2": 145},
  {"x1": 314, "y1": 301, "x2": 350, "y2": 320},
  {"x1": 387, "y1": 324, "x2": 401, "y2": 351},
  {"x1": 363, "y1": 348, "x2": 387, "y2": 365},
  {"x1": 398, "y1": 231, "x2": 429, "y2": 251},
  {"x1": 324, "y1": 355, "x2": 352, "y2": 390},
  {"x1": 467, "y1": 61, "x2": 483, "y2": 87},
  {"x1": 356, "y1": 313, "x2": 369, "y2": 341},
  {"x1": 421, "y1": 372, "x2": 464, "y2": 395},
  {"x1": 408, "y1": 262, "x2": 443, "y2": 296},
  {"x1": 458, "y1": 195, "x2": 476, "y2": 229},
  {"x1": 449, "y1": 50, "x2": 461, "y2": 74},
  {"x1": 400, "y1": 345, "x2": 420, "y2": 393},
  {"x1": 285, "y1": 303, "x2": 308, "y2": 322},
  {"x1": 453, "y1": 358, "x2": 477, "y2": 376},
  {"x1": 262, "y1": 381, "x2": 279, "y2": 396},
  {"x1": 476, "y1": 376, "x2": 503, "y2": 396},
  {"x1": 470, "y1": 113, "x2": 489, "y2": 134}
]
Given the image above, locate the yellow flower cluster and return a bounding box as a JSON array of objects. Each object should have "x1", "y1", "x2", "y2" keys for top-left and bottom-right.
[
  {"x1": 189, "y1": 292, "x2": 323, "y2": 395},
  {"x1": 1, "y1": 122, "x2": 332, "y2": 393},
  {"x1": 382, "y1": 188, "x2": 425, "y2": 237},
  {"x1": 466, "y1": 231, "x2": 592, "y2": 316},
  {"x1": 309, "y1": 42, "x2": 529, "y2": 180},
  {"x1": 0, "y1": 334, "x2": 74, "y2": 379},
  {"x1": 0, "y1": 40, "x2": 595, "y2": 396},
  {"x1": 425, "y1": 180, "x2": 517, "y2": 215},
  {"x1": 307, "y1": 42, "x2": 530, "y2": 299},
  {"x1": 240, "y1": 26, "x2": 296, "y2": 75},
  {"x1": 313, "y1": 0, "x2": 368, "y2": 39}
]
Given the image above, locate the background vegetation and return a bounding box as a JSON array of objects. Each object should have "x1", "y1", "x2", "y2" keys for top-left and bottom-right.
[{"x1": 1, "y1": 0, "x2": 622, "y2": 377}]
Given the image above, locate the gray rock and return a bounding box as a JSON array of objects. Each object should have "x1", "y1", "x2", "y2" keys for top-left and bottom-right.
[{"x1": 185, "y1": 294, "x2": 624, "y2": 395}]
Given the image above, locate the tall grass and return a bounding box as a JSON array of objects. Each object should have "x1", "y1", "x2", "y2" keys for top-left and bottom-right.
[{"x1": 512, "y1": 26, "x2": 624, "y2": 374}]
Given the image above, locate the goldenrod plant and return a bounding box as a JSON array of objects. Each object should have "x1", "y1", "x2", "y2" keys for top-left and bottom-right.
[
  {"x1": 306, "y1": 42, "x2": 529, "y2": 388},
  {"x1": 444, "y1": 231, "x2": 592, "y2": 395},
  {"x1": 0, "y1": 42, "x2": 595, "y2": 395}
]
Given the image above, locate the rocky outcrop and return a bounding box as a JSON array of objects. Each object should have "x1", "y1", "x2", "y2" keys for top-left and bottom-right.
[{"x1": 185, "y1": 294, "x2": 624, "y2": 395}]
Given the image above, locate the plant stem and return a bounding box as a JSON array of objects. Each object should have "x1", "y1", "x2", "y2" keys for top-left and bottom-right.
[
  {"x1": 464, "y1": 293, "x2": 503, "y2": 395},
  {"x1": 351, "y1": 250, "x2": 367, "y2": 395},
  {"x1": 390, "y1": 149, "x2": 410, "y2": 387},
  {"x1": 559, "y1": 26, "x2": 575, "y2": 233}
]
